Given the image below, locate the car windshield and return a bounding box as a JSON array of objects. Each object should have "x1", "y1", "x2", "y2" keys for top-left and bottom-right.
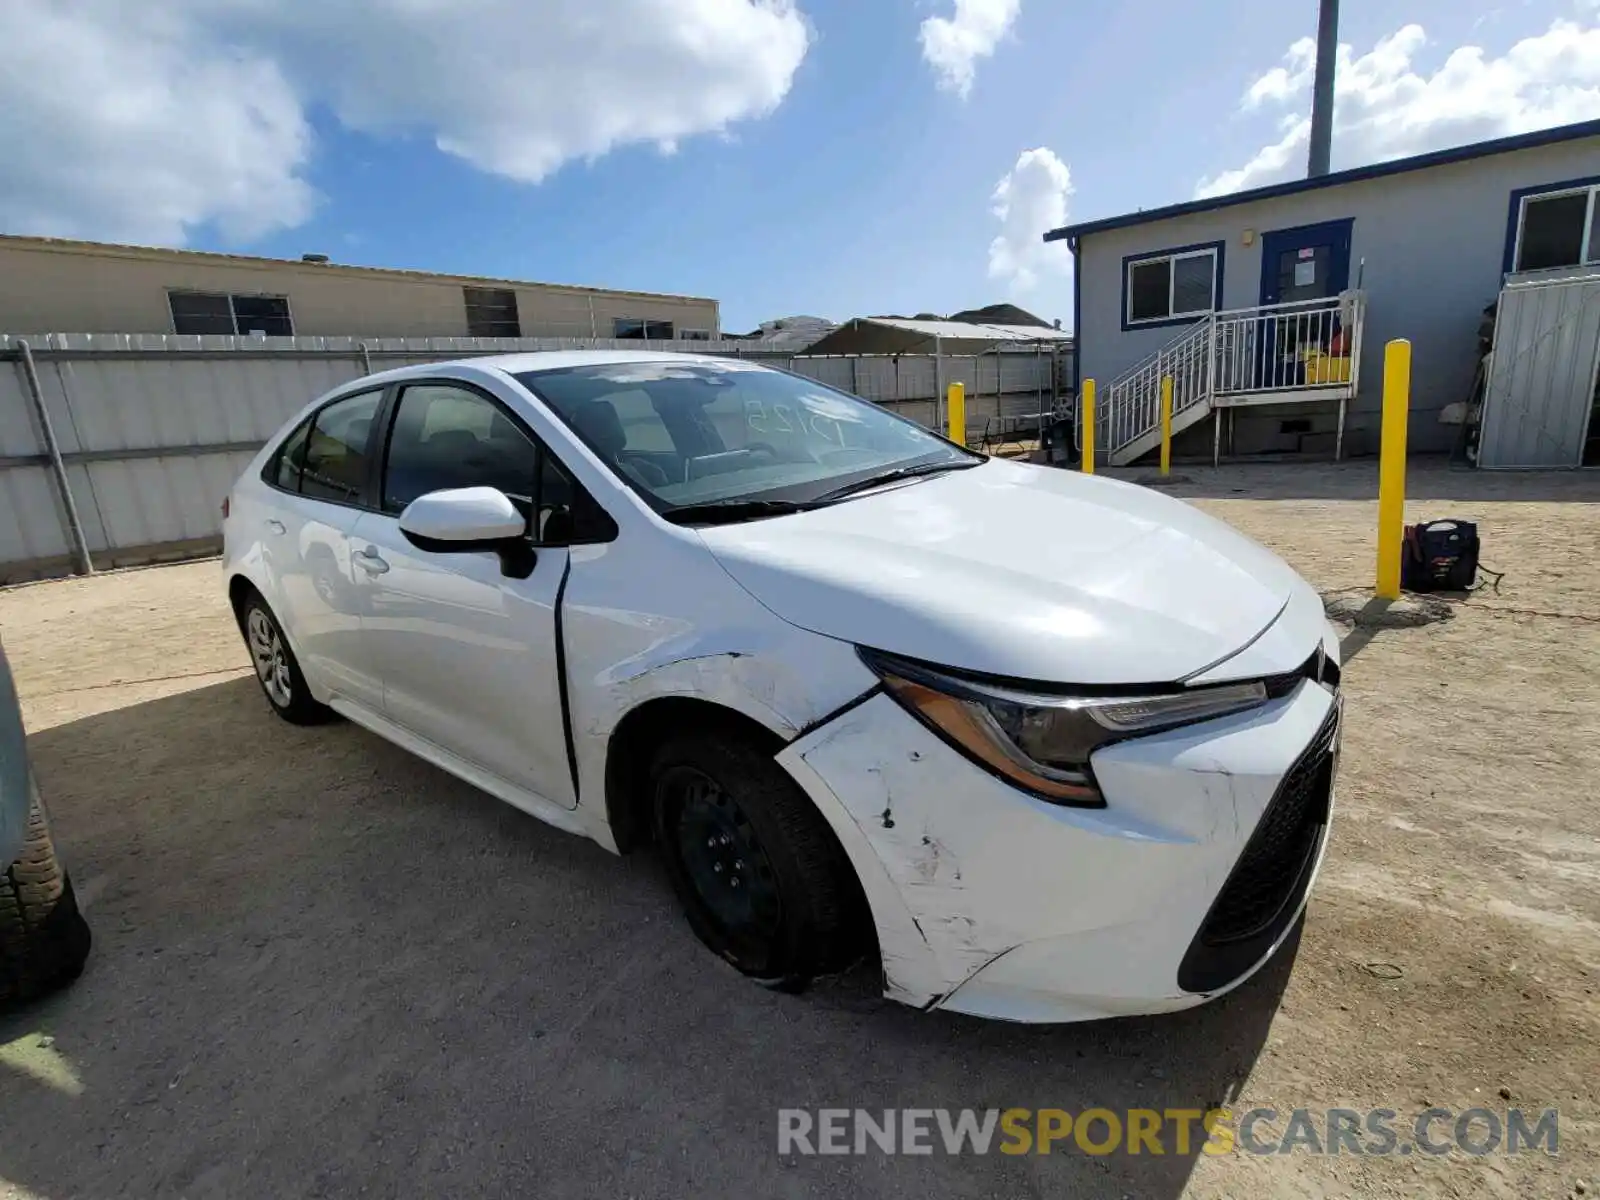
[{"x1": 514, "y1": 359, "x2": 979, "y2": 515}]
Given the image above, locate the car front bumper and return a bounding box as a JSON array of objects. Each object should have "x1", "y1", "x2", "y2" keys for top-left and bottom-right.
[{"x1": 775, "y1": 657, "x2": 1341, "y2": 1023}]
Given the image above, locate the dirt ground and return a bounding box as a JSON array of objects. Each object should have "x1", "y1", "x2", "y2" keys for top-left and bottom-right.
[{"x1": 1, "y1": 458, "x2": 1597, "y2": 1199}]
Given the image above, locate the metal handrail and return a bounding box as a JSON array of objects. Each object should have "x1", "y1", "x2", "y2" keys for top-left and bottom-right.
[
  {"x1": 1097, "y1": 292, "x2": 1365, "y2": 459},
  {"x1": 1212, "y1": 293, "x2": 1354, "y2": 318},
  {"x1": 1098, "y1": 316, "x2": 1207, "y2": 397},
  {"x1": 1099, "y1": 317, "x2": 1213, "y2": 455},
  {"x1": 1212, "y1": 293, "x2": 1356, "y2": 397}
]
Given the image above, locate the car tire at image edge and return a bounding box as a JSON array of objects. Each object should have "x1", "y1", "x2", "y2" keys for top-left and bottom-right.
[
  {"x1": 650, "y1": 731, "x2": 864, "y2": 992},
  {"x1": 0, "y1": 792, "x2": 91, "y2": 1006}
]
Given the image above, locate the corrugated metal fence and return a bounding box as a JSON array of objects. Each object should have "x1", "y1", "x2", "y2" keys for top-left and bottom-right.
[
  {"x1": 794, "y1": 350, "x2": 1065, "y2": 430},
  {"x1": 2, "y1": 333, "x2": 1065, "y2": 581},
  {"x1": 1479, "y1": 269, "x2": 1600, "y2": 469}
]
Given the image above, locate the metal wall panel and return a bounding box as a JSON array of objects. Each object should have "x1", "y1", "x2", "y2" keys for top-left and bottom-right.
[
  {"x1": 0, "y1": 464, "x2": 68, "y2": 565},
  {"x1": 1480, "y1": 272, "x2": 1600, "y2": 468},
  {"x1": 0, "y1": 362, "x2": 42, "y2": 459}
]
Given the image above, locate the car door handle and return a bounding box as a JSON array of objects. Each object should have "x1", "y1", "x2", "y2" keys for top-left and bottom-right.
[
  {"x1": 353, "y1": 547, "x2": 390, "y2": 575},
  {"x1": 265, "y1": 519, "x2": 286, "y2": 535}
]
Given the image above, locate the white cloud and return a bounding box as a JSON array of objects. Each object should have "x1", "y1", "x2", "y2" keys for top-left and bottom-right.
[
  {"x1": 233, "y1": 0, "x2": 811, "y2": 185},
  {"x1": 0, "y1": 3, "x2": 315, "y2": 245},
  {"x1": 1197, "y1": 18, "x2": 1600, "y2": 199},
  {"x1": 988, "y1": 147, "x2": 1073, "y2": 292},
  {"x1": 920, "y1": 0, "x2": 1021, "y2": 98},
  {"x1": 1242, "y1": 37, "x2": 1317, "y2": 110},
  {"x1": 0, "y1": 0, "x2": 810, "y2": 246}
]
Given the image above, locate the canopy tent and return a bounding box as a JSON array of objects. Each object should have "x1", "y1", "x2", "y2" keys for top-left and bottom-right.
[{"x1": 804, "y1": 317, "x2": 1074, "y2": 357}]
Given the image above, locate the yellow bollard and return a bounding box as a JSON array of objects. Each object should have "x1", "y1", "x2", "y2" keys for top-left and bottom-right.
[
  {"x1": 1375, "y1": 339, "x2": 1412, "y2": 600},
  {"x1": 1081, "y1": 378, "x2": 1096, "y2": 474},
  {"x1": 1159, "y1": 375, "x2": 1173, "y2": 477},
  {"x1": 947, "y1": 382, "x2": 965, "y2": 448}
]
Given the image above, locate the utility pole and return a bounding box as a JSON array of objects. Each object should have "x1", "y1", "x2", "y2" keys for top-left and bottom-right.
[{"x1": 1307, "y1": 0, "x2": 1338, "y2": 177}]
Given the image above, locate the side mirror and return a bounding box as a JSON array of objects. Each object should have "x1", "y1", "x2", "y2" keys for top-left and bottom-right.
[
  {"x1": 399, "y1": 487, "x2": 526, "y2": 545},
  {"x1": 398, "y1": 488, "x2": 536, "y2": 579}
]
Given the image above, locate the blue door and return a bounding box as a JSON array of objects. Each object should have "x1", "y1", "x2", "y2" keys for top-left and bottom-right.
[
  {"x1": 1259, "y1": 219, "x2": 1354, "y2": 305},
  {"x1": 1255, "y1": 219, "x2": 1354, "y2": 389}
]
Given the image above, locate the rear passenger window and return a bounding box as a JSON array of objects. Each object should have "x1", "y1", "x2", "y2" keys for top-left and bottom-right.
[{"x1": 298, "y1": 392, "x2": 382, "y2": 503}]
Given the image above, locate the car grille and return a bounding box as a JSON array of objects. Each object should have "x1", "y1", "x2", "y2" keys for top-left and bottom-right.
[
  {"x1": 1263, "y1": 645, "x2": 1341, "y2": 699},
  {"x1": 1177, "y1": 701, "x2": 1340, "y2": 992},
  {"x1": 1204, "y1": 711, "x2": 1337, "y2": 943}
]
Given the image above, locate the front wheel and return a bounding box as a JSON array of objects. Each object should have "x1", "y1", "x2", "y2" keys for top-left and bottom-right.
[
  {"x1": 0, "y1": 792, "x2": 91, "y2": 1005},
  {"x1": 651, "y1": 732, "x2": 862, "y2": 990}
]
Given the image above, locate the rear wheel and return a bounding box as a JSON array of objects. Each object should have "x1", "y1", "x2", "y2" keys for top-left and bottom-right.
[
  {"x1": 0, "y1": 792, "x2": 91, "y2": 1005},
  {"x1": 651, "y1": 731, "x2": 862, "y2": 990},
  {"x1": 240, "y1": 592, "x2": 333, "y2": 725}
]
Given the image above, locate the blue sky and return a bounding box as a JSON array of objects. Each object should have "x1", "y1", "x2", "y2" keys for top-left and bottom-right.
[{"x1": 4, "y1": 0, "x2": 1598, "y2": 333}]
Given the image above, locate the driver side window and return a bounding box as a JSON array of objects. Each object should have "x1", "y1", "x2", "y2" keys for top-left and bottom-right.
[
  {"x1": 383, "y1": 384, "x2": 539, "y2": 514},
  {"x1": 380, "y1": 382, "x2": 612, "y2": 545}
]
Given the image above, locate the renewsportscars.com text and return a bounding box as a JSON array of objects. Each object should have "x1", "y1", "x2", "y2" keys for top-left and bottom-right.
[{"x1": 777, "y1": 1107, "x2": 1559, "y2": 1157}]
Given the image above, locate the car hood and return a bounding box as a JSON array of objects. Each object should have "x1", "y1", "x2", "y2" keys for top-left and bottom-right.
[{"x1": 696, "y1": 458, "x2": 1315, "y2": 685}]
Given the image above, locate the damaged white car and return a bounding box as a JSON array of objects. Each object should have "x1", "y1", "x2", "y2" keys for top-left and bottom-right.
[{"x1": 222, "y1": 352, "x2": 1341, "y2": 1023}]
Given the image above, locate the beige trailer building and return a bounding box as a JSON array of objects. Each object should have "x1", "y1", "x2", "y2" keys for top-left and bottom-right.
[{"x1": 0, "y1": 235, "x2": 719, "y2": 340}]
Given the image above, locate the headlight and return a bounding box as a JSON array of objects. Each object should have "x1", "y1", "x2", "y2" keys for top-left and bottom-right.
[{"x1": 860, "y1": 649, "x2": 1270, "y2": 807}]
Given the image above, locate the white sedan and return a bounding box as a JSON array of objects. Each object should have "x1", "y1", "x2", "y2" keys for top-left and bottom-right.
[{"x1": 222, "y1": 351, "x2": 1341, "y2": 1023}]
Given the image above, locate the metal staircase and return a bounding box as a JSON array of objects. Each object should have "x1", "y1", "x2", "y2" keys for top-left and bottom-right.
[{"x1": 1097, "y1": 293, "x2": 1366, "y2": 466}]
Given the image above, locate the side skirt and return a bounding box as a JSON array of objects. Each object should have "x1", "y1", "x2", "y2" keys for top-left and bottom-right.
[{"x1": 328, "y1": 696, "x2": 594, "y2": 841}]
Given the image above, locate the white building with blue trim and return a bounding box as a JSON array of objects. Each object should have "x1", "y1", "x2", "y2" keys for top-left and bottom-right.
[{"x1": 1047, "y1": 119, "x2": 1600, "y2": 465}]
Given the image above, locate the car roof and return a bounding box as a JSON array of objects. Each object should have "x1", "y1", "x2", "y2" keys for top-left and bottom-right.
[{"x1": 354, "y1": 349, "x2": 742, "y2": 390}]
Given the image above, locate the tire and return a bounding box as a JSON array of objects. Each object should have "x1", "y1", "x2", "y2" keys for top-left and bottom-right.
[
  {"x1": 650, "y1": 731, "x2": 862, "y2": 991},
  {"x1": 0, "y1": 791, "x2": 91, "y2": 1005},
  {"x1": 239, "y1": 591, "x2": 334, "y2": 725}
]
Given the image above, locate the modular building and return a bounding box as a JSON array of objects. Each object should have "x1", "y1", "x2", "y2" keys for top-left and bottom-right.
[
  {"x1": 1047, "y1": 120, "x2": 1600, "y2": 465},
  {"x1": 0, "y1": 235, "x2": 720, "y2": 342}
]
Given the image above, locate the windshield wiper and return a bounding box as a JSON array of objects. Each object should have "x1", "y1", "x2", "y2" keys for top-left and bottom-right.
[
  {"x1": 664, "y1": 459, "x2": 983, "y2": 524},
  {"x1": 661, "y1": 499, "x2": 823, "y2": 526},
  {"x1": 813, "y1": 458, "x2": 982, "y2": 503}
]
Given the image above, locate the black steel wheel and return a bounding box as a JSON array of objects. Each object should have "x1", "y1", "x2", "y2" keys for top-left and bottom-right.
[
  {"x1": 651, "y1": 730, "x2": 863, "y2": 990},
  {"x1": 662, "y1": 764, "x2": 784, "y2": 966}
]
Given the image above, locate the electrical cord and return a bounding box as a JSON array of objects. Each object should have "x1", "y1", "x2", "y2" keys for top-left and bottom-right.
[{"x1": 1321, "y1": 571, "x2": 1600, "y2": 623}]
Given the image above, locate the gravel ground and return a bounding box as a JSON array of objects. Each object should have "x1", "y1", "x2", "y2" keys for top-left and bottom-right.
[{"x1": 1, "y1": 459, "x2": 1597, "y2": 1200}]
